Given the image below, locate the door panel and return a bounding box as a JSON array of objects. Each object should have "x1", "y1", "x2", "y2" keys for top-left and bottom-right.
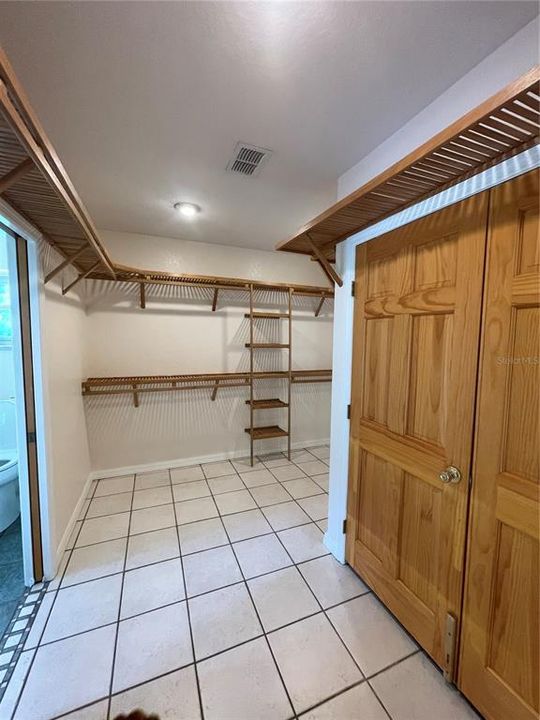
[
  {"x1": 347, "y1": 193, "x2": 489, "y2": 672},
  {"x1": 459, "y1": 170, "x2": 539, "y2": 720}
]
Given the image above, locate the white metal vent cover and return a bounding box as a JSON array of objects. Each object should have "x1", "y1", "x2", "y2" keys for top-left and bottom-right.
[{"x1": 226, "y1": 142, "x2": 272, "y2": 177}]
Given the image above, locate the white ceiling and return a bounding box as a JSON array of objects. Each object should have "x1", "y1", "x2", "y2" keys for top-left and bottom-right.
[{"x1": 0, "y1": 1, "x2": 537, "y2": 251}]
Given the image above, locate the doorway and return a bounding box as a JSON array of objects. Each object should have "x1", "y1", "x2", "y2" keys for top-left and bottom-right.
[{"x1": 0, "y1": 225, "x2": 43, "y2": 639}]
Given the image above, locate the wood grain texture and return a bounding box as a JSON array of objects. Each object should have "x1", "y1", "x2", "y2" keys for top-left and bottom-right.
[{"x1": 459, "y1": 170, "x2": 539, "y2": 720}]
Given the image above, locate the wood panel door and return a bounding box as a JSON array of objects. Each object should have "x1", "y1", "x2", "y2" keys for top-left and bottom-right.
[
  {"x1": 346, "y1": 192, "x2": 489, "y2": 674},
  {"x1": 459, "y1": 170, "x2": 539, "y2": 720}
]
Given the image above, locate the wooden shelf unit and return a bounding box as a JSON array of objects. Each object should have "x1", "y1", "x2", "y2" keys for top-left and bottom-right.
[{"x1": 246, "y1": 399, "x2": 289, "y2": 409}]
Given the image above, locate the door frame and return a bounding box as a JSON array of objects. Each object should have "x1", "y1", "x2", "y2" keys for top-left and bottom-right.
[{"x1": 1, "y1": 208, "x2": 51, "y2": 585}]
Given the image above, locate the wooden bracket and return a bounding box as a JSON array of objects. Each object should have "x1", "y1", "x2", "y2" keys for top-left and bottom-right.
[
  {"x1": 62, "y1": 260, "x2": 100, "y2": 295},
  {"x1": 306, "y1": 233, "x2": 343, "y2": 287},
  {"x1": 212, "y1": 288, "x2": 219, "y2": 312},
  {"x1": 211, "y1": 380, "x2": 220, "y2": 401},
  {"x1": 132, "y1": 384, "x2": 139, "y2": 408},
  {"x1": 314, "y1": 295, "x2": 325, "y2": 317},
  {"x1": 0, "y1": 157, "x2": 34, "y2": 194},
  {"x1": 44, "y1": 245, "x2": 86, "y2": 284},
  {"x1": 140, "y1": 283, "x2": 146, "y2": 309}
]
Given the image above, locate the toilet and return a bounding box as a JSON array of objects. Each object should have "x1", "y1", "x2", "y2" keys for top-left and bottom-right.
[{"x1": 0, "y1": 452, "x2": 19, "y2": 532}]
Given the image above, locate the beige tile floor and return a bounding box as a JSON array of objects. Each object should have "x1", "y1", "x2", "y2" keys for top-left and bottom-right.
[{"x1": 0, "y1": 446, "x2": 480, "y2": 720}]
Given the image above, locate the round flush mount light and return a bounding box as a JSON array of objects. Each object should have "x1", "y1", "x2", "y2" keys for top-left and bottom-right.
[{"x1": 174, "y1": 201, "x2": 201, "y2": 218}]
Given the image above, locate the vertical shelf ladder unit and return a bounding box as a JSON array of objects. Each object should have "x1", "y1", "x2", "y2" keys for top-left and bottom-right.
[{"x1": 245, "y1": 284, "x2": 293, "y2": 465}]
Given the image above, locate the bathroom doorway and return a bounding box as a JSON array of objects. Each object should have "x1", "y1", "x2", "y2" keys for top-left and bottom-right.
[{"x1": 0, "y1": 225, "x2": 43, "y2": 639}]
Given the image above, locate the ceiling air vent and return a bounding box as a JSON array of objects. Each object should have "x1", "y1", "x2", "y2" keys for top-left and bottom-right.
[{"x1": 227, "y1": 142, "x2": 272, "y2": 177}]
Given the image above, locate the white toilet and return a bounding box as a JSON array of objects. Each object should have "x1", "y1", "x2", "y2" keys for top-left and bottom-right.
[{"x1": 0, "y1": 452, "x2": 19, "y2": 532}]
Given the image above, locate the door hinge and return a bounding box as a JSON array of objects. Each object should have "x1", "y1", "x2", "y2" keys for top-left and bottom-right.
[
  {"x1": 342, "y1": 518, "x2": 347, "y2": 534},
  {"x1": 351, "y1": 280, "x2": 355, "y2": 297},
  {"x1": 27, "y1": 431, "x2": 36, "y2": 444},
  {"x1": 347, "y1": 403, "x2": 351, "y2": 420},
  {"x1": 443, "y1": 612, "x2": 457, "y2": 683}
]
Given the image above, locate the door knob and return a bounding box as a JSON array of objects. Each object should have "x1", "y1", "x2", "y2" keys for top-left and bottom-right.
[{"x1": 439, "y1": 466, "x2": 462, "y2": 484}]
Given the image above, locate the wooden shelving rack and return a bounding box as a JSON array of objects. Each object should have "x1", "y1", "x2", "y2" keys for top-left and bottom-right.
[{"x1": 245, "y1": 285, "x2": 293, "y2": 465}]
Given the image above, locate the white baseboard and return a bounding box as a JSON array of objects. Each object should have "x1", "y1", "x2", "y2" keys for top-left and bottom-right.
[
  {"x1": 88, "y1": 438, "x2": 330, "y2": 481},
  {"x1": 49, "y1": 472, "x2": 94, "y2": 581}
]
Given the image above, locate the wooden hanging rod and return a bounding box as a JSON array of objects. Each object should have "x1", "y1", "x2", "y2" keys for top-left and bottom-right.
[
  {"x1": 277, "y1": 66, "x2": 540, "y2": 256},
  {"x1": 82, "y1": 369, "x2": 332, "y2": 406}
]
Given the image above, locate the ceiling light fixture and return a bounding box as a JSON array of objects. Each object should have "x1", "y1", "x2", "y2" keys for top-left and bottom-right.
[{"x1": 174, "y1": 202, "x2": 201, "y2": 218}]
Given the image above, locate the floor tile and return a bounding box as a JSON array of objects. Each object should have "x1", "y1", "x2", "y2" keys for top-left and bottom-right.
[
  {"x1": 132, "y1": 485, "x2": 173, "y2": 510},
  {"x1": 135, "y1": 469, "x2": 171, "y2": 490},
  {"x1": 298, "y1": 494, "x2": 328, "y2": 521},
  {"x1": 282, "y1": 478, "x2": 324, "y2": 499},
  {"x1": 298, "y1": 555, "x2": 369, "y2": 608},
  {"x1": 171, "y1": 465, "x2": 204, "y2": 484},
  {"x1": 271, "y1": 464, "x2": 307, "y2": 482},
  {"x1": 75, "y1": 513, "x2": 130, "y2": 547},
  {"x1": 93, "y1": 474, "x2": 134, "y2": 497},
  {"x1": 173, "y1": 479, "x2": 211, "y2": 502},
  {"x1": 125, "y1": 527, "x2": 179, "y2": 570},
  {"x1": 86, "y1": 492, "x2": 132, "y2": 518},
  {"x1": 222, "y1": 508, "x2": 272, "y2": 542},
  {"x1": 129, "y1": 503, "x2": 176, "y2": 535},
  {"x1": 183, "y1": 545, "x2": 242, "y2": 596},
  {"x1": 62, "y1": 538, "x2": 127, "y2": 587},
  {"x1": 262, "y1": 454, "x2": 291, "y2": 469},
  {"x1": 113, "y1": 602, "x2": 193, "y2": 693},
  {"x1": 214, "y1": 489, "x2": 257, "y2": 515},
  {"x1": 175, "y1": 496, "x2": 218, "y2": 525},
  {"x1": 190, "y1": 583, "x2": 262, "y2": 659},
  {"x1": 308, "y1": 445, "x2": 330, "y2": 460},
  {"x1": 61, "y1": 699, "x2": 110, "y2": 719},
  {"x1": 268, "y1": 613, "x2": 362, "y2": 714},
  {"x1": 300, "y1": 681, "x2": 386, "y2": 719},
  {"x1": 0, "y1": 649, "x2": 34, "y2": 719},
  {"x1": 370, "y1": 652, "x2": 479, "y2": 720},
  {"x1": 207, "y1": 473, "x2": 245, "y2": 495},
  {"x1": 289, "y1": 450, "x2": 315, "y2": 462},
  {"x1": 312, "y1": 473, "x2": 329, "y2": 491},
  {"x1": 233, "y1": 534, "x2": 292, "y2": 579},
  {"x1": 42, "y1": 574, "x2": 122, "y2": 643},
  {"x1": 198, "y1": 636, "x2": 292, "y2": 720},
  {"x1": 278, "y1": 524, "x2": 328, "y2": 563},
  {"x1": 202, "y1": 460, "x2": 235, "y2": 478},
  {"x1": 178, "y1": 517, "x2": 228, "y2": 555},
  {"x1": 77, "y1": 499, "x2": 91, "y2": 520},
  {"x1": 23, "y1": 591, "x2": 55, "y2": 650},
  {"x1": 296, "y1": 459, "x2": 329, "y2": 476},
  {"x1": 262, "y1": 501, "x2": 311, "y2": 531},
  {"x1": 317, "y1": 519, "x2": 328, "y2": 532},
  {"x1": 328, "y1": 593, "x2": 417, "y2": 676},
  {"x1": 121, "y1": 558, "x2": 185, "y2": 618},
  {"x1": 231, "y1": 456, "x2": 262, "y2": 472},
  {"x1": 248, "y1": 566, "x2": 319, "y2": 632},
  {"x1": 66, "y1": 521, "x2": 82, "y2": 549},
  {"x1": 110, "y1": 666, "x2": 201, "y2": 720},
  {"x1": 239, "y1": 468, "x2": 277, "y2": 488},
  {"x1": 14, "y1": 625, "x2": 116, "y2": 719},
  {"x1": 250, "y1": 484, "x2": 292, "y2": 507}
]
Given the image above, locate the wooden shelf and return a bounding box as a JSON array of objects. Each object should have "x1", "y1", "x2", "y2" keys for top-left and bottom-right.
[
  {"x1": 246, "y1": 399, "x2": 289, "y2": 409},
  {"x1": 245, "y1": 425, "x2": 289, "y2": 439},
  {"x1": 245, "y1": 343, "x2": 290, "y2": 349},
  {"x1": 277, "y1": 68, "x2": 540, "y2": 257},
  {"x1": 244, "y1": 312, "x2": 290, "y2": 319}
]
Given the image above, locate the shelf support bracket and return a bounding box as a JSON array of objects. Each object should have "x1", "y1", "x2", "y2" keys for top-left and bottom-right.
[
  {"x1": 62, "y1": 261, "x2": 100, "y2": 295},
  {"x1": 132, "y1": 384, "x2": 139, "y2": 408},
  {"x1": 314, "y1": 294, "x2": 325, "y2": 317},
  {"x1": 140, "y1": 283, "x2": 146, "y2": 309},
  {"x1": 44, "y1": 245, "x2": 87, "y2": 284},
  {"x1": 212, "y1": 288, "x2": 219, "y2": 312},
  {"x1": 211, "y1": 380, "x2": 220, "y2": 401},
  {"x1": 0, "y1": 157, "x2": 34, "y2": 194},
  {"x1": 306, "y1": 233, "x2": 343, "y2": 287}
]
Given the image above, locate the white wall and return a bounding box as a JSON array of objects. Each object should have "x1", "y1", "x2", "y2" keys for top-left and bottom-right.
[
  {"x1": 326, "y1": 19, "x2": 540, "y2": 562},
  {"x1": 84, "y1": 231, "x2": 333, "y2": 474}
]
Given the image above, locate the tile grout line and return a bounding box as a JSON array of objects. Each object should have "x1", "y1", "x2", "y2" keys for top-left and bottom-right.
[
  {"x1": 169, "y1": 468, "x2": 206, "y2": 720},
  {"x1": 105, "y1": 474, "x2": 137, "y2": 720}
]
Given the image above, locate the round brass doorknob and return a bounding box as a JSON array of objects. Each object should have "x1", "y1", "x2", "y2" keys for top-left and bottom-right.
[{"x1": 439, "y1": 466, "x2": 462, "y2": 484}]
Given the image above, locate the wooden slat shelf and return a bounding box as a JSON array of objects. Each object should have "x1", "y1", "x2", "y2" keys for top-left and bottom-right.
[
  {"x1": 246, "y1": 399, "x2": 289, "y2": 409},
  {"x1": 277, "y1": 67, "x2": 540, "y2": 258},
  {"x1": 245, "y1": 426, "x2": 289, "y2": 439},
  {"x1": 245, "y1": 343, "x2": 290, "y2": 349}
]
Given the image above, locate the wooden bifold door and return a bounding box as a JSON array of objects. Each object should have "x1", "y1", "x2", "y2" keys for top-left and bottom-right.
[{"x1": 346, "y1": 170, "x2": 539, "y2": 720}]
